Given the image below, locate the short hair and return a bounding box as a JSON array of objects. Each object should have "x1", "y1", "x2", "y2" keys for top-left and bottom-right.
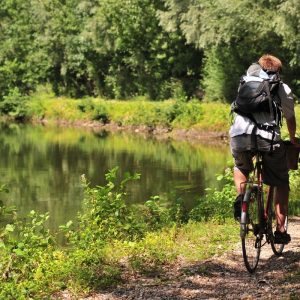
[{"x1": 258, "y1": 54, "x2": 282, "y2": 72}]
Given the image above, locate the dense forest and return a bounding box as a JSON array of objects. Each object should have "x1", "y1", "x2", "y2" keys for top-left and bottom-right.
[{"x1": 0, "y1": 0, "x2": 299, "y2": 102}]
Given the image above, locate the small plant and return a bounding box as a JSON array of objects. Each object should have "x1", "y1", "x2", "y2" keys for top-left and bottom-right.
[
  {"x1": 189, "y1": 167, "x2": 236, "y2": 222},
  {"x1": 141, "y1": 196, "x2": 171, "y2": 231},
  {"x1": 70, "y1": 168, "x2": 143, "y2": 248},
  {"x1": 77, "y1": 99, "x2": 94, "y2": 113},
  {"x1": 91, "y1": 103, "x2": 109, "y2": 124},
  {"x1": 0, "y1": 210, "x2": 58, "y2": 299}
]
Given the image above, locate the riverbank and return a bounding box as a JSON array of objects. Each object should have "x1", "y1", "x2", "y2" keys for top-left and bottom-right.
[
  {"x1": 5, "y1": 90, "x2": 299, "y2": 144},
  {"x1": 19, "y1": 90, "x2": 231, "y2": 143},
  {"x1": 1, "y1": 168, "x2": 300, "y2": 299},
  {"x1": 33, "y1": 118, "x2": 229, "y2": 144}
]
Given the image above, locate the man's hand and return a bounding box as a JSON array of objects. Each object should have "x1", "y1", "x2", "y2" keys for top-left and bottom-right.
[
  {"x1": 290, "y1": 136, "x2": 296, "y2": 144},
  {"x1": 290, "y1": 136, "x2": 300, "y2": 147},
  {"x1": 287, "y1": 116, "x2": 299, "y2": 145}
]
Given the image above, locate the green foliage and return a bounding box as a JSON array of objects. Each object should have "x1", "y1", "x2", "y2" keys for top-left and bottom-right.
[
  {"x1": 139, "y1": 196, "x2": 173, "y2": 231},
  {"x1": 0, "y1": 88, "x2": 29, "y2": 121},
  {"x1": 127, "y1": 227, "x2": 177, "y2": 274},
  {"x1": 0, "y1": 0, "x2": 299, "y2": 103},
  {"x1": 170, "y1": 99, "x2": 203, "y2": 127},
  {"x1": 201, "y1": 48, "x2": 241, "y2": 102},
  {"x1": 26, "y1": 95, "x2": 230, "y2": 130},
  {"x1": 71, "y1": 168, "x2": 144, "y2": 247},
  {"x1": 77, "y1": 100, "x2": 109, "y2": 123},
  {"x1": 288, "y1": 167, "x2": 300, "y2": 215},
  {"x1": 86, "y1": 0, "x2": 202, "y2": 99},
  {"x1": 0, "y1": 0, "x2": 49, "y2": 99},
  {"x1": 0, "y1": 166, "x2": 242, "y2": 298},
  {"x1": 0, "y1": 0, "x2": 202, "y2": 101},
  {"x1": 159, "y1": 0, "x2": 300, "y2": 101},
  {"x1": 190, "y1": 167, "x2": 236, "y2": 222},
  {"x1": 0, "y1": 210, "x2": 58, "y2": 299}
]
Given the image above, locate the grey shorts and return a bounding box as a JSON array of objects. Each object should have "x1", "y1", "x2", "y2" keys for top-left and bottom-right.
[{"x1": 231, "y1": 140, "x2": 289, "y2": 187}]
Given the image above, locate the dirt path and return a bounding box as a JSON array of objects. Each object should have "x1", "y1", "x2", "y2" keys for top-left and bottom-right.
[{"x1": 82, "y1": 217, "x2": 300, "y2": 300}]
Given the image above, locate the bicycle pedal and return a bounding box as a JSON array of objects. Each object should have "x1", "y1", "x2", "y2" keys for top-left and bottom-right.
[{"x1": 253, "y1": 224, "x2": 260, "y2": 236}]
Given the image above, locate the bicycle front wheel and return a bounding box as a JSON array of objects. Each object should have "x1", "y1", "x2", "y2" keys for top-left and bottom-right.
[{"x1": 240, "y1": 187, "x2": 263, "y2": 273}]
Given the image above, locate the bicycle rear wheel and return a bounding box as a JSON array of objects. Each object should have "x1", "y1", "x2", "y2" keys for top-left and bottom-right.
[
  {"x1": 269, "y1": 200, "x2": 288, "y2": 255},
  {"x1": 240, "y1": 187, "x2": 263, "y2": 273}
]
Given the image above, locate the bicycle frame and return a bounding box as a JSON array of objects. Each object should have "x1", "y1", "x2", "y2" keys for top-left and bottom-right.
[
  {"x1": 240, "y1": 153, "x2": 274, "y2": 243},
  {"x1": 240, "y1": 154, "x2": 263, "y2": 229},
  {"x1": 240, "y1": 151, "x2": 289, "y2": 273}
]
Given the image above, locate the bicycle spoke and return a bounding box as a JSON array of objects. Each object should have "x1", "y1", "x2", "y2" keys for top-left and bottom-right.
[
  {"x1": 270, "y1": 208, "x2": 287, "y2": 255},
  {"x1": 241, "y1": 188, "x2": 262, "y2": 273},
  {"x1": 266, "y1": 187, "x2": 288, "y2": 256}
]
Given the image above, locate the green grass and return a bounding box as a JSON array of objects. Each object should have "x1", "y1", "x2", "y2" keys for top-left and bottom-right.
[
  {"x1": 26, "y1": 90, "x2": 231, "y2": 131},
  {"x1": 5, "y1": 87, "x2": 298, "y2": 135},
  {"x1": 107, "y1": 220, "x2": 239, "y2": 276}
]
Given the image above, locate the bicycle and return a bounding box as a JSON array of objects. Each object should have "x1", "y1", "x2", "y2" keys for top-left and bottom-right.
[{"x1": 239, "y1": 151, "x2": 288, "y2": 273}]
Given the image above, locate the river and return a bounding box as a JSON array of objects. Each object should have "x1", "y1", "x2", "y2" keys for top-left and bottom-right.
[{"x1": 0, "y1": 123, "x2": 232, "y2": 229}]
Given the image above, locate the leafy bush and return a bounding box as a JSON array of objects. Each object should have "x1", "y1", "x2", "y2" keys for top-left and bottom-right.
[
  {"x1": 288, "y1": 166, "x2": 300, "y2": 215},
  {"x1": 77, "y1": 100, "x2": 109, "y2": 123},
  {"x1": 0, "y1": 88, "x2": 29, "y2": 121},
  {"x1": 0, "y1": 210, "x2": 59, "y2": 299},
  {"x1": 170, "y1": 99, "x2": 203, "y2": 128},
  {"x1": 70, "y1": 168, "x2": 144, "y2": 249},
  {"x1": 77, "y1": 99, "x2": 95, "y2": 113},
  {"x1": 91, "y1": 103, "x2": 110, "y2": 124},
  {"x1": 138, "y1": 196, "x2": 172, "y2": 231},
  {"x1": 189, "y1": 167, "x2": 236, "y2": 222}
]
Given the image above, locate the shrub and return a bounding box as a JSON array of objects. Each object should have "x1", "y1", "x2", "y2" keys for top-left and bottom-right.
[
  {"x1": 0, "y1": 210, "x2": 59, "y2": 299},
  {"x1": 189, "y1": 167, "x2": 236, "y2": 222},
  {"x1": 0, "y1": 88, "x2": 29, "y2": 121},
  {"x1": 91, "y1": 103, "x2": 109, "y2": 124},
  {"x1": 288, "y1": 166, "x2": 300, "y2": 215},
  {"x1": 69, "y1": 168, "x2": 144, "y2": 248}
]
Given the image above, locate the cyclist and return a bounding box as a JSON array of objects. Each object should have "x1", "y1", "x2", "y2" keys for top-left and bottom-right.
[{"x1": 229, "y1": 54, "x2": 297, "y2": 244}]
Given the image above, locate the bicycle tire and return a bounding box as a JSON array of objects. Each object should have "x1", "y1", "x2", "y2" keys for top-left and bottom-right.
[
  {"x1": 269, "y1": 196, "x2": 288, "y2": 255},
  {"x1": 240, "y1": 186, "x2": 263, "y2": 273}
]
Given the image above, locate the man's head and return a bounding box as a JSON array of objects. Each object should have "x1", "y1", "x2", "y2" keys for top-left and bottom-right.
[{"x1": 258, "y1": 54, "x2": 282, "y2": 73}]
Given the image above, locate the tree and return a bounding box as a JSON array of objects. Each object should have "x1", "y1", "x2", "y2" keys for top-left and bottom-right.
[
  {"x1": 159, "y1": 0, "x2": 299, "y2": 101},
  {"x1": 0, "y1": 0, "x2": 49, "y2": 99},
  {"x1": 83, "y1": 0, "x2": 202, "y2": 99}
]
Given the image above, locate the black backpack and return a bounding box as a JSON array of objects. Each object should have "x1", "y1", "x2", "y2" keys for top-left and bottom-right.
[{"x1": 231, "y1": 77, "x2": 282, "y2": 126}]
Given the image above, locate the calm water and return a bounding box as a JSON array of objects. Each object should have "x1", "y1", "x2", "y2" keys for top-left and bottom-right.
[{"x1": 0, "y1": 123, "x2": 232, "y2": 229}]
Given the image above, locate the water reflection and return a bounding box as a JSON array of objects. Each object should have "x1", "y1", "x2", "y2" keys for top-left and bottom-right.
[{"x1": 0, "y1": 123, "x2": 231, "y2": 229}]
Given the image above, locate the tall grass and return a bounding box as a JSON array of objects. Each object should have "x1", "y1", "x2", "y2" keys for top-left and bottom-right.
[{"x1": 24, "y1": 92, "x2": 231, "y2": 131}]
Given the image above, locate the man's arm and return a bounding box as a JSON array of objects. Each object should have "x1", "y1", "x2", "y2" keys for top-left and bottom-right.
[{"x1": 286, "y1": 116, "x2": 297, "y2": 144}]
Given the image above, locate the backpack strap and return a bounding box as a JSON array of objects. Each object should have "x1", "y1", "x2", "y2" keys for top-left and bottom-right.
[
  {"x1": 232, "y1": 110, "x2": 277, "y2": 152},
  {"x1": 264, "y1": 80, "x2": 275, "y2": 121}
]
